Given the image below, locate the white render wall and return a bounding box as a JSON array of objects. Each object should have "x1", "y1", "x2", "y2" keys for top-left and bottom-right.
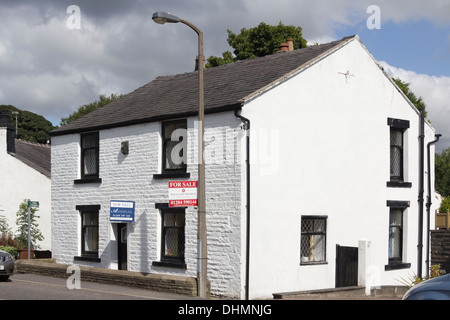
[
  {"x1": 51, "y1": 112, "x2": 244, "y2": 298},
  {"x1": 242, "y1": 38, "x2": 437, "y2": 299},
  {"x1": 0, "y1": 128, "x2": 51, "y2": 250}
]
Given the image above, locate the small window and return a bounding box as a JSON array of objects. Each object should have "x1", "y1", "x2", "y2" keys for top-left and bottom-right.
[
  {"x1": 161, "y1": 209, "x2": 185, "y2": 262},
  {"x1": 387, "y1": 118, "x2": 410, "y2": 187},
  {"x1": 389, "y1": 208, "x2": 403, "y2": 264},
  {"x1": 301, "y1": 216, "x2": 327, "y2": 264},
  {"x1": 81, "y1": 210, "x2": 99, "y2": 258},
  {"x1": 81, "y1": 132, "x2": 99, "y2": 178},
  {"x1": 390, "y1": 128, "x2": 404, "y2": 182},
  {"x1": 162, "y1": 120, "x2": 187, "y2": 173}
]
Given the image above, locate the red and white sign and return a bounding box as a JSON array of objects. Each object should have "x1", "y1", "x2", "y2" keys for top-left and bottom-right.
[{"x1": 168, "y1": 181, "x2": 198, "y2": 207}]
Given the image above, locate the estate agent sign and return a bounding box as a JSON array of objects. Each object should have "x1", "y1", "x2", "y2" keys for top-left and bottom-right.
[
  {"x1": 110, "y1": 200, "x2": 135, "y2": 222},
  {"x1": 168, "y1": 181, "x2": 198, "y2": 207}
]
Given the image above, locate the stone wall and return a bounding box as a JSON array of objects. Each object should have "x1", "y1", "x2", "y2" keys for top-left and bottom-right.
[
  {"x1": 15, "y1": 259, "x2": 199, "y2": 296},
  {"x1": 431, "y1": 230, "x2": 450, "y2": 273}
]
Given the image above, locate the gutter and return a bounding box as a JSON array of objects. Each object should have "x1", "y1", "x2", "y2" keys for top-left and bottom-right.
[
  {"x1": 426, "y1": 133, "x2": 441, "y2": 277},
  {"x1": 234, "y1": 108, "x2": 251, "y2": 300}
]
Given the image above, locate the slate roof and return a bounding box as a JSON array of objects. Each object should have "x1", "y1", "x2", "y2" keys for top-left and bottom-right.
[
  {"x1": 13, "y1": 139, "x2": 51, "y2": 178},
  {"x1": 51, "y1": 35, "x2": 356, "y2": 136}
]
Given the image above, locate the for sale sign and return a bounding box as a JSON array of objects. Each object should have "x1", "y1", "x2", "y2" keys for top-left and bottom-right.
[{"x1": 168, "y1": 181, "x2": 198, "y2": 207}]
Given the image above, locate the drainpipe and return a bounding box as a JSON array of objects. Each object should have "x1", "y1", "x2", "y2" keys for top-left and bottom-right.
[
  {"x1": 417, "y1": 108, "x2": 425, "y2": 279},
  {"x1": 234, "y1": 108, "x2": 250, "y2": 300},
  {"x1": 426, "y1": 133, "x2": 441, "y2": 277}
]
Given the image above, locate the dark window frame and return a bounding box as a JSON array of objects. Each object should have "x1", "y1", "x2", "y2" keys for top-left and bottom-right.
[
  {"x1": 153, "y1": 207, "x2": 187, "y2": 269},
  {"x1": 75, "y1": 205, "x2": 101, "y2": 262},
  {"x1": 300, "y1": 216, "x2": 327, "y2": 265},
  {"x1": 80, "y1": 132, "x2": 100, "y2": 179},
  {"x1": 385, "y1": 201, "x2": 411, "y2": 270},
  {"x1": 387, "y1": 118, "x2": 411, "y2": 188},
  {"x1": 161, "y1": 120, "x2": 187, "y2": 174},
  {"x1": 390, "y1": 127, "x2": 404, "y2": 182}
]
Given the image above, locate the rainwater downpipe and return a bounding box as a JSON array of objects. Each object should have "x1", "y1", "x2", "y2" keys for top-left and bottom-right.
[
  {"x1": 426, "y1": 133, "x2": 441, "y2": 277},
  {"x1": 234, "y1": 108, "x2": 251, "y2": 300},
  {"x1": 417, "y1": 108, "x2": 425, "y2": 279}
]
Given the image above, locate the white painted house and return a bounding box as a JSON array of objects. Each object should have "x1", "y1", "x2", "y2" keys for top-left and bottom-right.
[
  {"x1": 0, "y1": 111, "x2": 51, "y2": 250},
  {"x1": 50, "y1": 35, "x2": 440, "y2": 299}
]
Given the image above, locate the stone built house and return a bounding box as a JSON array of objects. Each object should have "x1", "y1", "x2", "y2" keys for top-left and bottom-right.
[
  {"x1": 50, "y1": 35, "x2": 439, "y2": 299},
  {"x1": 0, "y1": 111, "x2": 51, "y2": 250}
]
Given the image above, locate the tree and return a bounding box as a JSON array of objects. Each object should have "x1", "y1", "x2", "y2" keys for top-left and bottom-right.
[
  {"x1": 392, "y1": 78, "x2": 427, "y2": 117},
  {"x1": 60, "y1": 93, "x2": 123, "y2": 126},
  {"x1": 436, "y1": 147, "x2": 450, "y2": 198},
  {"x1": 0, "y1": 105, "x2": 55, "y2": 144},
  {"x1": 15, "y1": 199, "x2": 44, "y2": 249},
  {"x1": 206, "y1": 22, "x2": 308, "y2": 68}
]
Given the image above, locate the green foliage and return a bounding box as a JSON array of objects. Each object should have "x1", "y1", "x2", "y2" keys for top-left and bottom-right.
[
  {"x1": 15, "y1": 199, "x2": 44, "y2": 249},
  {"x1": 0, "y1": 105, "x2": 55, "y2": 144},
  {"x1": 392, "y1": 78, "x2": 427, "y2": 117},
  {"x1": 436, "y1": 147, "x2": 450, "y2": 198},
  {"x1": 439, "y1": 197, "x2": 450, "y2": 213},
  {"x1": 206, "y1": 22, "x2": 308, "y2": 68},
  {"x1": 60, "y1": 93, "x2": 123, "y2": 126},
  {"x1": 0, "y1": 245, "x2": 17, "y2": 258},
  {"x1": 397, "y1": 265, "x2": 442, "y2": 288}
]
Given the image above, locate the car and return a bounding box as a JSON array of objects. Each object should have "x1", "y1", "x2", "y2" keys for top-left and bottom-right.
[
  {"x1": 403, "y1": 274, "x2": 450, "y2": 300},
  {"x1": 0, "y1": 250, "x2": 14, "y2": 281}
]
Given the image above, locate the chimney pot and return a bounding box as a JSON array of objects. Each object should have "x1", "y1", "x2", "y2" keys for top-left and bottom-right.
[
  {"x1": 286, "y1": 38, "x2": 294, "y2": 51},
  {"x1": 279, "y1": 43, "x2": 289, "y2": 52}
]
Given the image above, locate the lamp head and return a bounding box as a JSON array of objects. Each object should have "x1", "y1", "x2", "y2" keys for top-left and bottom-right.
[{"x1": 152, "y1": 11, "x2": 180, "y2": 24}]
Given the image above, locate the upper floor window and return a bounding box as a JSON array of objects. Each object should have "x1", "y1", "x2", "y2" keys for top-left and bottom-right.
[
  {"x1": 81, "y1": 132, "x2": 99, "y2": 178},
  {"x1": 387, "y1": 118, "x2": 411, "y2": 188},
  {"x1": 162, "y1": 120, "x2": 187, "y2": 173},
  {"x1": 390, "y1": 127, "x2": 404, "y2": 182}
]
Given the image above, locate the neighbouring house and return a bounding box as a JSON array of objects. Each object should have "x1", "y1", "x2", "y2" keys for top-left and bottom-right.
[
  {"x1": 50, "y1": 35, "x2": 440, "y2": 299},
  {"x1": 0, "y1": 110, "x2": 51, "y2": 250}
]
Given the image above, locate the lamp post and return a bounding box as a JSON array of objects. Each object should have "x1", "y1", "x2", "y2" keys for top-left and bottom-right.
[{"x1": 152, "y1": 11, "x2": 208, "y2": 298}]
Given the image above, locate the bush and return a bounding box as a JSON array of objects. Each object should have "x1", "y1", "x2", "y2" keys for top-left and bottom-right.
[
  {"x1": 0, "y1": 245, "x2": 18, "y2": 258},
  {"x1": 439, "y1": 196, "x2": 450, "y2": 213}
]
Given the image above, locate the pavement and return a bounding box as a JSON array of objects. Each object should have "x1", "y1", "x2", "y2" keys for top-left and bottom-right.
[
  {"x1": 14, "y1": 258, "x2": 408, "y2": 300},
  {"x1": 273, "y1": 285, "x2": 408, "y2": 300}
]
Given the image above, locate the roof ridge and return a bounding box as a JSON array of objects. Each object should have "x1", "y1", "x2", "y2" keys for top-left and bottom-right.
[{"x1": 155, "y1": 35, "x2": 357, "y2": 80}]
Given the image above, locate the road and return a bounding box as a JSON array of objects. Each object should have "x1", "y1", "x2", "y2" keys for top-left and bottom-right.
[{"x1": 0, "y1": 273, "x2": 199, "y2": 300}]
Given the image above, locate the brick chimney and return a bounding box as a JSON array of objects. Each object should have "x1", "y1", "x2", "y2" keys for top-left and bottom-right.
[
  {"x1": 0, "y1": 110, "x2": 15, "y2": 154},
  {"x1": 286, "y1": 38, "x2": 294, "y2": 51}
]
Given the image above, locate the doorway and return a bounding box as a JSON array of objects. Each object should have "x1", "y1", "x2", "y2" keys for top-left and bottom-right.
[
  {"x1": 117, "y1": 223, "x2": 127, "y2": 271},
  {"x1": 335, "y1": 244, "x2": 358, "y2": 288}
]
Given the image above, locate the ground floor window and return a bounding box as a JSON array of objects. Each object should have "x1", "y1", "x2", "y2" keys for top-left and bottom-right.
[
  {"x1": 389, "y1": 208, "x2": 403, "y2": 263},
  {"x1": 161, "y1": 208, "x2": 185, "y2": 263},
  {"x1": 301, "y1": 216, "x2": 327, "y2": 264},
  {"x1": 74, "y1": 205, "x2": 100, "y2": 260},
  {"x1": 82, "y1": 210, "x2": 99, "y2": 257},
  {"x1": 385, "y1": 201, "x2": 411, "y2": 270}
]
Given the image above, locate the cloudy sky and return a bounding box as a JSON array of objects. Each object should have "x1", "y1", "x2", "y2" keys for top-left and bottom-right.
[{"x1": 0, "y1": 0, "x2": 449, "y2": 151}]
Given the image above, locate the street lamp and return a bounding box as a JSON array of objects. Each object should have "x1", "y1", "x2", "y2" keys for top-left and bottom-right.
[{"x1": 152, "y1": 11, "x2": 208, "y2": 299}]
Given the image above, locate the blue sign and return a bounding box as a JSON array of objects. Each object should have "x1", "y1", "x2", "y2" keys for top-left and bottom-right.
[{"x1": 110, "y1": 200, "x2": 135, "y2": 222}]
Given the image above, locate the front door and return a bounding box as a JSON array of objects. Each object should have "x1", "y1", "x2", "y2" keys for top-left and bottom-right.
[
  {"x1": 335, "y1": 244, "x2": 358, "y2": 288},
  {"x1": 117, "y1": 223, "x2": 127, "y2": 270}
]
